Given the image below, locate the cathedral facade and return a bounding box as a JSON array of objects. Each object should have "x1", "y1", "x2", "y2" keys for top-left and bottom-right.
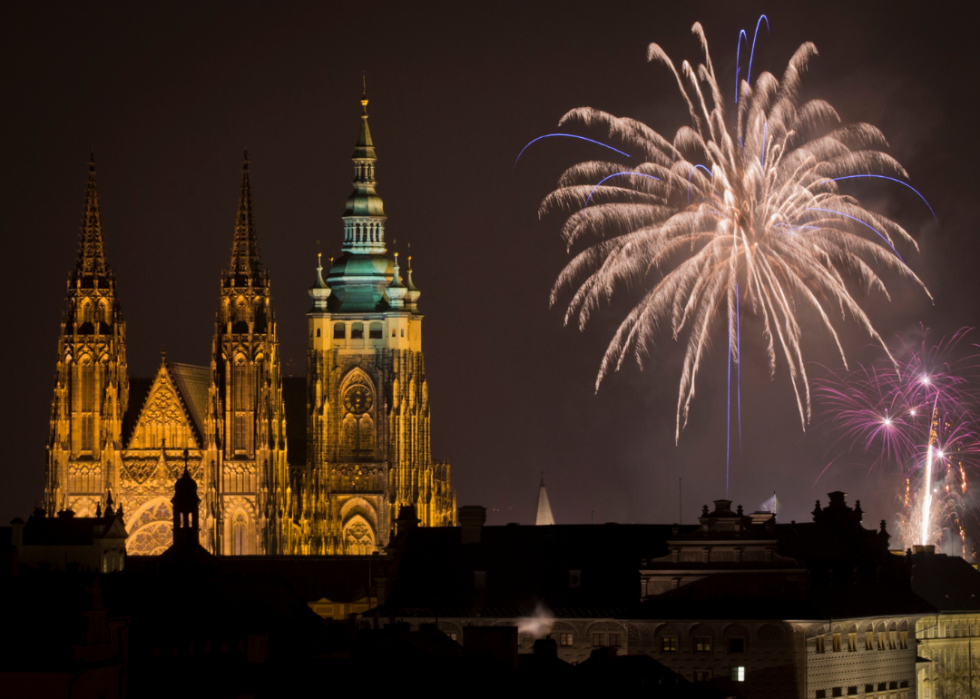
[{"x1": 45, "y1": 95, "x2": 455, "y2": 556}]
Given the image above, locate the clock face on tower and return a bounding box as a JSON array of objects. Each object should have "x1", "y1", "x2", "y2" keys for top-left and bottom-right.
[{"x1": 344, "y1": 385, "x2": 373, "y2": 415}]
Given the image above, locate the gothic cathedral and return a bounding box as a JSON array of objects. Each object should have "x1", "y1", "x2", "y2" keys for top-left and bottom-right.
[{"x1": 45, "y1": 94, "x2": 455, "y2": 557}]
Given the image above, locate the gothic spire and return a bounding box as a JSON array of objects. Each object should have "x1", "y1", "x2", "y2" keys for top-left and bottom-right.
[
  {"x1": 74, "y1": 153, "x2": 110, "y2": 282},
  {"x1": 228, "y1": 151, "x2": 263, "y2": 283},
  {"x1": 342, "y1": 91, "x2": 386, "y2": 254},
  {"x1": 535, "y1": 474, "x2": 555, "y2": 526}
]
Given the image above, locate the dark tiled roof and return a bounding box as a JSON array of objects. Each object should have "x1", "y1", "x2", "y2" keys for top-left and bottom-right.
[
  {"x1": 910, "y1": 551, "x2": 980, "y2": 612},
  {"x1": 168, "y1": 363, "x2": 210, "y2": 440},
  {"x1": 215, "y1": 556, "x2": 376, "y2": 603},
  {"x1": 122, "y1": 377, "x2": 153, "y2": 444},
  {"x1": 126, "y1": 553, "x2": 375, "y2": 604},
  {"x1": 379, "y1": 524, "x2": 675, "y2": 618},
  {"x1": 282, "y1": 376, "x2": 307, "y2": 467},
  {"x1": 379, "y1": 517, "x2": 935, "y2": 622},
  {"x1": 22, "y1": 513, "x2": 126, "y2": 546}
]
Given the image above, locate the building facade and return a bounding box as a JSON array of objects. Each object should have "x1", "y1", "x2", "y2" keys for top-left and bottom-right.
[
  {"x1": 45, "y1": 95, "x2": 454, "y2": 557},
  {"x1": 376, "y1": 495, "x2": 932, "y2": 699},
  {"x1": 907, "y1": 546, "x2": 980, "y2": 699}
]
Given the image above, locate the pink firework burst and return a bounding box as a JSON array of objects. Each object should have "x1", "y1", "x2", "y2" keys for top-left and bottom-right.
[{"x1": 815, "y1": 326, "x2": 980, "y2": 553}]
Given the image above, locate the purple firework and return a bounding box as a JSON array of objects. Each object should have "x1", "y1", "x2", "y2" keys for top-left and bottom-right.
[{"x1": 815, "y1": 326, "x2": 980, "y2": 552}]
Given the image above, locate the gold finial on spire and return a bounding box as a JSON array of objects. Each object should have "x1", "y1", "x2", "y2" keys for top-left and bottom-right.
[{"x1": 361, "y1": 71, "x2": 368, "y2": 112}]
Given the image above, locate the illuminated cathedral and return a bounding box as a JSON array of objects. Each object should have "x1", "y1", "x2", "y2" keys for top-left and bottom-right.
[{"x1": 45, "y1": 93, "x2": 456, "y2": 556}]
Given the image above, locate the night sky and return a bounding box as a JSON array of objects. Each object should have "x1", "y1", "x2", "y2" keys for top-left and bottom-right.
[{"x1": 2, "y1": 1, "x2": 978, "y2": 534}]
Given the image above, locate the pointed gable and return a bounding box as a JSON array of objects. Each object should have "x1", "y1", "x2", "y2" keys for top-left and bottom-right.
[{"x1": 124, "y1": 360, "x2": 204, "y2": 450}]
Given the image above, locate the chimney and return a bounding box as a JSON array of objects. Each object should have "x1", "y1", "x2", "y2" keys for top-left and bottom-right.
[
  {"x1": 10, "y1": 517, "x2": 25, "y2": 548},
  {"x1": 459, "y1": 506, "x2": 486, "y2": 544},
  {"x1": 533, "y1": 636, "x2": 558, "y2": 658}
]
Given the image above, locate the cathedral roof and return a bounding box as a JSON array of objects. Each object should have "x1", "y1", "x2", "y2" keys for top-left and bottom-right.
[
  {"x1": 121, "y1": 360, "x2": 210, "y2": 448},
  {"x1": 168, "y1": 363, "x2": 210, "y2": 438}
]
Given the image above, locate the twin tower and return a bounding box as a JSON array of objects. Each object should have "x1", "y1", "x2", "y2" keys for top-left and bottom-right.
[{"x1": 45, "y1": 95, "x2": 456, "y2": 556}]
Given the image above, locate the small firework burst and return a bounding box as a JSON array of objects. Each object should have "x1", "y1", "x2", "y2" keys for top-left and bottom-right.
[{"x1": 815, "y1": 327, "x2": 980, "y2": 554}]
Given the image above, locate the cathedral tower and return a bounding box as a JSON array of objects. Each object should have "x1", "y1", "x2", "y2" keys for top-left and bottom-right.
[
  {"x1": 46, "y1": 156, "x2": 128, "y2": 517},
  {"x1": 298, "y1": 93, "x2": 455, "y2": 555},
  {"x1": 209, "y1": 153, "x2": 287, "y2": 555}
]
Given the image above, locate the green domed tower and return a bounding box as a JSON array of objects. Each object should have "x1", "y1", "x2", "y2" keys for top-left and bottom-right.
[{"x1": 292, "y1": 91, "x2": 455, "y2": 556}]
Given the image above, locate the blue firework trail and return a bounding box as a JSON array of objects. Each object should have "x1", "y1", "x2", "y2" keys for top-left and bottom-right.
[{"x1": 514, "y1": 133, "x2": 631, "y2": 167}]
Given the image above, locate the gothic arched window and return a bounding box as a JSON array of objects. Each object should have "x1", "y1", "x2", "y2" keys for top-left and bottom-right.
[
  {"x1": 81, "y1": 415, "x2": 94, "y2": 452},
  {"x1": 80, "y1": 361, "x2": 95, "y2": 411},
  {"x1": 233, "y1": 359, "x2": 251, "y2": 454},
  {"x1": 357, "y1": 414, "x2": 375, "y2": 458},
  {"x1": 341, "y1": 413, "x2": 357, "y2": 460}
]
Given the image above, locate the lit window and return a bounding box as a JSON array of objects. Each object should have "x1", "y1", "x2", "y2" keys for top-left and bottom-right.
[
  {"x1": 832, "y1": 633, "x2": 842, "y2": 652},
  {"x1": 816, "y1": 636, "x2": 826, "y2": 653},
  {"x1": 865, "y1": 631, "x2": 874, "y2": 650},
  {"x1": 559, "y1": 633, "x2": 573, "y2": 647},
  {"x1": 900, "y1": 631, "x2": 908, "y2": 649},
  {"x1": 661, "y1": 636, "x2": 678, "y2": 652},
  {"x1": 695, "y1": 636, "x2": 712, "y2": 652},
  {"x1": 729, "y1": 637, "x2": 745, "y2": 653},
  {"x1": 848, "y1": 633, "x2": 857, "y2": 652},
  {"x1": 694, "y1": 670, "x2": 711, "y2": 682},
  {"x1": 731, "y1": 666, "x2": 745, "y2": 682}
]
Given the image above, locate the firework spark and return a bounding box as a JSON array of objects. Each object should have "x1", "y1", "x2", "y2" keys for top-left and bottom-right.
[
  {"x1": 531, "y1": 19, "x2": 933, "y2": 441},
  {"x1": 815, "y1": 327, "x2": 980, "y2": 551}
]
